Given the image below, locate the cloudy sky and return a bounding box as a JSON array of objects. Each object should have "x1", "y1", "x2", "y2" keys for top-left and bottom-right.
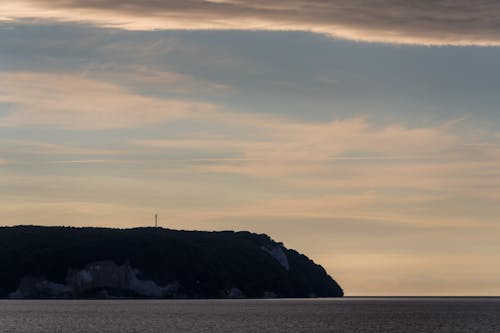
[{"x1": 2, "y1": 1, "x2": 500, "y2": 296}]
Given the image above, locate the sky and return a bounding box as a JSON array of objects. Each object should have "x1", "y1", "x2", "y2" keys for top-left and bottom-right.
[{"x1": 1, "y1": 0, "x2": 500, "y2": 296}]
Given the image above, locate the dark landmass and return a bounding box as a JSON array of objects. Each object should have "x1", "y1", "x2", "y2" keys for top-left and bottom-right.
[{"x1": 0, "y1": 226, "x2": 343, "y2": 299}]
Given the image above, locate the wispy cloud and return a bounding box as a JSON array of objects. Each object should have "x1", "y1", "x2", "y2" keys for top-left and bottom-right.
[
  {"x1": 84, "y1": 64, "x2": 229, "y2": 94},
  {"x1": 134, "y1": 117, "x2": 458, "y2": 174},
  {"x1": 0, "y1": 140, "x2": 129, "y2": 156},
  {"x1": 0, "y1": 72, "x2": 215, "y2": 129},
  {"x1": 3, "y1": 1, "x2": 500, "y2": 45},
  {"x1": 3, "y1": 71, "x2": 499, "y2": 210},
  {"x1": 132, "y1": 115, "x2": 500, "y2": 208}
]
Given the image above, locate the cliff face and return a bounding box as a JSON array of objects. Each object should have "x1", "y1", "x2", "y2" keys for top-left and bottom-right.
[
  {"x1": 0, "y1": 226, "x2": 343, "y2": 299},
  {"x1": 9, "y1": 261, "x2": 179, "y2": 299}
]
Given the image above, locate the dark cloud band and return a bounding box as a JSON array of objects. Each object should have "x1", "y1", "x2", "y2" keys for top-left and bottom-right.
[{"x1": 3, "y1": 0, "x2": 500, "y2": 45}]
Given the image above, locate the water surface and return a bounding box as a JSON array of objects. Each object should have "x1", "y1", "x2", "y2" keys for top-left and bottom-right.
[{"x1": 1, "y1": 298, "x2": 499, "y2": 332}]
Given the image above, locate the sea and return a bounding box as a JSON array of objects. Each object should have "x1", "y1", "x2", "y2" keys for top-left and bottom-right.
[{"x1": 1, "y1": 298, "x2": 499, "y2": 332}]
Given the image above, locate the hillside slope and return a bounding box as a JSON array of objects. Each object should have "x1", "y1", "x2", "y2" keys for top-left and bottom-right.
[{"x1": 0, "y1": 226, "x2": 343, "y2": 298}]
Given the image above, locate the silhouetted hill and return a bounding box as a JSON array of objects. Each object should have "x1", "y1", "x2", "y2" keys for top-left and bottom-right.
[{"x1": 0, "y1": 226, "x2": 343, "y2": 299}]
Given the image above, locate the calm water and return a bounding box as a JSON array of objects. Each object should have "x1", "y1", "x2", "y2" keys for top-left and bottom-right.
[{"x1": 1, "y1": 298, "x2": 499, "y2": 332}]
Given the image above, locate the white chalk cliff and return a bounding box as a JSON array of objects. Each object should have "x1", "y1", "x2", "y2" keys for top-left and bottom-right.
[
  {"x1": 9, "y1": 261, "x2": 178, "y2": 299},
  {"x1": 262, "y1": 244, "x2": 290, "y2": 271}
]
